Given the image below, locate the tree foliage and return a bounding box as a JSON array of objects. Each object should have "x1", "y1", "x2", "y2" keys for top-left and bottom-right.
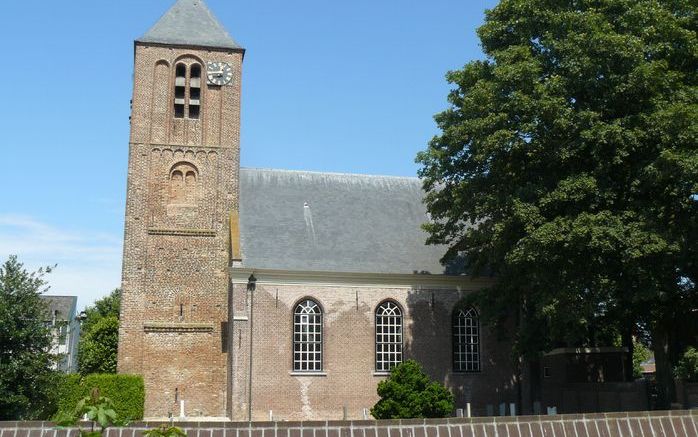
[
  {"x1": 417, "y1": 0, "x2": 697, "y2": 408},
  {"x1": 78, "y1": 289, "x2": 120, "y2": 375},
  {"x1": 81, "y1": 288, "x2": 120, "y2": 334},
  {"x1": 675, "y1": 346, "x2": 698, "y2": 382},
  {"x1": 78, "y1": 316, "x2": 119, "y2": 374},
  {"x1": 371, "y1": 360, "x2": 454, "y2": 419},
  {"x1": 632, "y1": 339, "x2": 651, "y2": 380},
  {"x1": 0, "y1": 255, "x2": 59, "y2": 419}
]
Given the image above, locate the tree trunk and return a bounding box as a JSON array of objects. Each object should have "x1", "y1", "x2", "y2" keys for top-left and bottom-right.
[
  {"x1": 652, "y1": 325, "x2": 675, "y2": 409},
  {"x1": 622, "y1": 327, "x2": 634, "y2": 382},
  {"x1": 521, "y1": 358, "x2": 542, "y2": 415}
]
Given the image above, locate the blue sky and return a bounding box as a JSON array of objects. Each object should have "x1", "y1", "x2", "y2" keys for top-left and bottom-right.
[{"x1": 0, "y1": 0, "x2": 497, "y2": 309}]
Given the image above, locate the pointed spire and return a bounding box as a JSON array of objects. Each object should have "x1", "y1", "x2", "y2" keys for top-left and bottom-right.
[{"x1": 138, "y1": 0, "x2": 242, "y2": 50}]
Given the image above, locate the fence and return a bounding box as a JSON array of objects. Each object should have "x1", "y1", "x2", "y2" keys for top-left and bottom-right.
[{"x1": 1, "y1": 410, "x2": 697, "y2": 437}]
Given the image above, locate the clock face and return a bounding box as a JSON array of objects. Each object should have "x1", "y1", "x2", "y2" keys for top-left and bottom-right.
[{"x1": 206, "y1": 61, "x2": 233, "y2": 86}]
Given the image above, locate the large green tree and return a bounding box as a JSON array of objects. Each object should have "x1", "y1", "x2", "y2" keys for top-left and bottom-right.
[
  {"x1": 80, "y1": 288, "x2": 120, "y2": 334},
  {"x1": 78, "y1": 289, "x2": 121, "y2": 374},
  {"x1": 0, "y1": 256, "x2": 59, "y2": 419},
  {"x1": 417, "y1": 0, "x2": 697, "y2": 409}
]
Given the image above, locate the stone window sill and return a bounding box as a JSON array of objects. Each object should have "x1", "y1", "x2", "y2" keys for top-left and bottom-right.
[
  {"x1": 373, "y1": 372, "x2": 390, "y2": 377},
  {"x1": 289, "y1": 371, "x2": 327, "y2": 377}
]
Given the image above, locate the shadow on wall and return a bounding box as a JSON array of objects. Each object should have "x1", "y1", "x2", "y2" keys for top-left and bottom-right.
[{"x1": 403, "y1": 288, "x2": 519, "y2": 417}]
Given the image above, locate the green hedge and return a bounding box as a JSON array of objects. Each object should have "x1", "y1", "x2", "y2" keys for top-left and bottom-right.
[{"x1": 57, "y1": 374, "x2": 144, "y2": 421}]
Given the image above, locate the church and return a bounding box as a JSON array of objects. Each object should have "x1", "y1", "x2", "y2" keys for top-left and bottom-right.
[{"x1": 116, "y1": 0, "x2": 519, "y2": 421}]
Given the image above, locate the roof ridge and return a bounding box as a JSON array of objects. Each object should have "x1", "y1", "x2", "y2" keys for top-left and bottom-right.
[{"x1": 241, "y1": 167, "x2": 420, "y2": 181}]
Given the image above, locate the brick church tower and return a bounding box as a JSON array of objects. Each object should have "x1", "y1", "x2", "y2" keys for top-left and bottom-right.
[{"x1": 117, "y1": 0, "x2": 243, "y2": 418}]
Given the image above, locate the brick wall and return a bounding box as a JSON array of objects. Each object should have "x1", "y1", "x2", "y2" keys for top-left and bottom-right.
[
  {"x1": 2, "y1": 410, "x2": 696, "y2": 437},
  {"x1": 542, "y1": 382, "x2": 649, "y2": 414},
  {"x1": 676, "y1": 381, "x2": 698, "y2": 409},
  {"x1": 228, "y1": 276, "x2": 517, "y2": 421},
  {"x1": 117, "y1": 42, "x2": 243, "y2": 419}
]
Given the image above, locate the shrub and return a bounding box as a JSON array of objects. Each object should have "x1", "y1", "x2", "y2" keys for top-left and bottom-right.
[
  {"x1": 371, "y1": 360, "x2": 454, "y2": 419},
  {"x1": 55, "y1": 388, "x2": 119, "y2": 436},
  {"x1": 57, "y1": 374, "x2": 85, "y2": 417},
  {"x1": 143, "y1": 426, "x2": 187, "y2": 437},
  {"x1": 675, "y1": 347, "x2": 698, "y2": 382},
  {"x1": 57, "y1": 374, "x2": 144, "y2": 421}
]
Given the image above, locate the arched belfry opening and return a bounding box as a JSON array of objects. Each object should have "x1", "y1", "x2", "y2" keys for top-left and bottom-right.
[{"x1": 173, "y1": 62, "x2": 202, "y2": 120}]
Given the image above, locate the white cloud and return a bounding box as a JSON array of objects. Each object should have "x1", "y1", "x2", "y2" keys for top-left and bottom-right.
[{"x1": 0, "y1": 214, "x2": 122, "y2": 310}]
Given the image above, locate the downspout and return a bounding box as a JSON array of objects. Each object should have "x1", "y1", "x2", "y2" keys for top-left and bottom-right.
[{"x1": 247, "y1": 274, "x2": 257, "y2": 422}]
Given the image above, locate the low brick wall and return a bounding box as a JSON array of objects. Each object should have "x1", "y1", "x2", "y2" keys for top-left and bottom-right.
[
  {"x1": 677, "y1": 380, "x2": 698, "y2": 409},
  {"x1": 541, "y1": 381, "x2": 649, "y2": 413},
  {"x1": 1, "y1": 411, "x2": 697, "y2": 437}
]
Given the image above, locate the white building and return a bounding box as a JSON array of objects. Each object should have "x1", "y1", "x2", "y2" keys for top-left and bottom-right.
[{"x1": 42, "y1": 296, "x2": 81, "y2": 373}]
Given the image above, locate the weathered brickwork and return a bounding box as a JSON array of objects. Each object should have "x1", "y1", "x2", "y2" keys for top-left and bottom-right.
[
  {"x1": 3, "y1": 410, "x2": 697, "y2": 437},
  {"x1": 227, "y1": 276, "x2": 517, "y2": 421},
  {"x1": 117, "y1": 42, "x2": 243, "y2": 419}
]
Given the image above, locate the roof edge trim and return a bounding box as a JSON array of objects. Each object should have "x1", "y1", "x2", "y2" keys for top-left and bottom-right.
[
  {"x1": 135, "y1": 40, "x2": 246, "y2": 54},
  {"x1": 241, "y1": 167, "x2": 420, "y2": 182},
  {"x1": 230, "y1": 267, "x2": 494, "y2": 289}
]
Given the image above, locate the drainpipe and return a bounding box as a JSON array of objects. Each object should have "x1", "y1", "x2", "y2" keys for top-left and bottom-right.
[{"x1": 247, "y1": 274, "x2": 257, "y2": 422}]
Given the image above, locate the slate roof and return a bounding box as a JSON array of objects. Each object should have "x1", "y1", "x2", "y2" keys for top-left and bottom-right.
[
  {"x1": 41, "y1": 296, "x2": 77, "y2": 322},
  {"x1": 238, "y1": 168, "x2": 452, "y2": 275},
  {"x1": 137, "y1": 0, "x2": 242, "y2": 50}
]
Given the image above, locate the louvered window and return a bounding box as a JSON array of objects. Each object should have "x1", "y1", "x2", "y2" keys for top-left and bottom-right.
[{"x1": 173, "y1": 63, "x2": 202, "y2": 119}]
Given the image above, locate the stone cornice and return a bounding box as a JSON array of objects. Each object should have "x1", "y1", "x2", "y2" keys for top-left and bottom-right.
[
  {"x1": 135, "y1": 143, "x2": 228, "y2": 150},
  {"x1": 229, "y1": 267, "x2": 495, "y2": 290},
  {"x1": 143, "y1": 322, "x2": 214, "y2": 333},
  {"x1": 545, "y1": 347, "x2": 629, "y2": 356},
  {"x1": 148, "y1": 228, "x2": 216, "y2": 237},
  {"x1": 134, "y1": 41, "x2": 246, "y2": 57}
]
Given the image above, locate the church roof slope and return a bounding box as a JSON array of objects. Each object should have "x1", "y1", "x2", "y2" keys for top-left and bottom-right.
[
  {"x1": 137, "y1": 0, "x2": 242, "y2": 50},
  {"x1": 238, "y1": 168, "x2": 452, "y2": 275}
]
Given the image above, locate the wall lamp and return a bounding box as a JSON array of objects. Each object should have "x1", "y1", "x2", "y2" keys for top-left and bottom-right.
[{"x1": 247, "y1": 274, "x2": 257, "y2": 292}]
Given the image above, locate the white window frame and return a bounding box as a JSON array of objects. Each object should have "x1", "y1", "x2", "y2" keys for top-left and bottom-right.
[
  {"x1": 453, "y1": 307, "x2": 480, "y2": 372},
  {"x1": 293, "y1": 299, "x2": 323, "y2": 372},
  {"x1": 375, "y1": 301, "x2": 403, "y2": 372}
]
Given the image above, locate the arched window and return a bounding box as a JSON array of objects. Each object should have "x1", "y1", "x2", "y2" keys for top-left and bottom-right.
[
  {"x1": 453, "y1": 307, "x2": 480, "y2": 372},
  {"x1": 375, "y1": 301, "x2": 402, "y2": 372},
  {"x1": 293, "y1": 299, "x2": 322, "y2": 372}
]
